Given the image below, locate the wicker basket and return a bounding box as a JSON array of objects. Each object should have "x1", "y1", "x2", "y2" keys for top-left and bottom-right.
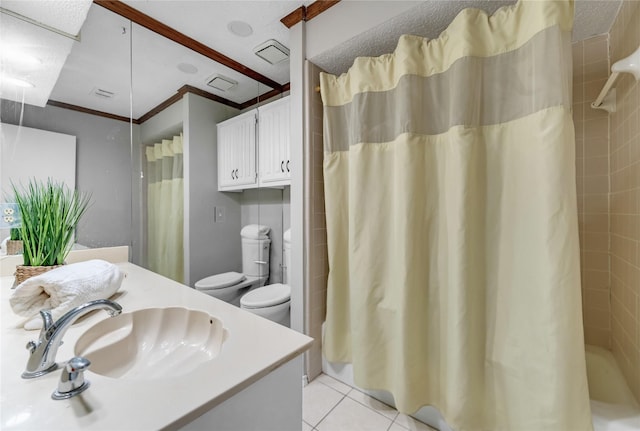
[
  {"x1": 6, "y1": 240, "x2": 23, "y2": 255},
  {"x1": 14, "y1": 265, "x2": 63, "y2": 285}
]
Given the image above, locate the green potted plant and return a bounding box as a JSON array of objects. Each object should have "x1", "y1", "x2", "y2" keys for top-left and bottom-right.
[
  {"x1": 6, "y1": 227, "x2": 23, "y2": 255},
  {"x1": 12, "y1": 179, "x2": 91, "y2": 284}
]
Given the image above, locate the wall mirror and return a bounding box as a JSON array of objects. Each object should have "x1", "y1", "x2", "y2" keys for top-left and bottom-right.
[{"x1": 0, "y1": 2, "x2": 290, "y2": 289}]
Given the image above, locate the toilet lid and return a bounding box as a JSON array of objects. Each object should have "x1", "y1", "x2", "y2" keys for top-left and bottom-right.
[
  {"x1": 241, "y1": 284, "x2": 291, "y2": 308},
  {"x1": 195, "y1": 272, "x2": 246, "y2": 290}
]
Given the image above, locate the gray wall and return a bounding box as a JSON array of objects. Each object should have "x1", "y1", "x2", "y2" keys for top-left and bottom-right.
[
  {"x1": 0, "y1": 100, "x2": 134, "y2": 250},
  {"x1": 183, "y1": 93, "x2": 241, "y2": 286},
  {"x1": 240, "y1": 187, "x2": 290, "y2": 285}
]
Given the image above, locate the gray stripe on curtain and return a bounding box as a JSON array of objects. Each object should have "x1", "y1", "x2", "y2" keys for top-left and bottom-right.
[
  {"x1": 173, "y1": 153, "x2": 184, "y2": 179},
  {"x1": 323, "y1": 25, "x2": 572, "y2": 153},
  {"x1": 147, "y1": 160, "x2": 156, "y2": 183}
]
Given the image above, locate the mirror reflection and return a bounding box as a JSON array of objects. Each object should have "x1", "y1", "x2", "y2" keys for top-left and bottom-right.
[{"x1": 1, "y1": 2, "x2": 290, "y2": 323}]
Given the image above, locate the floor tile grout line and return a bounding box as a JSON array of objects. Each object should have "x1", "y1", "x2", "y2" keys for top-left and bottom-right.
[
  {"x1": 303, "y1": 378, "x2": 347, "y2": 428},
  {"x1": 346, "y1": 390, "x2": 399, "y2": 423},
  {"x1": 314, "y1": 373, "x2": 431, "y2": 429},
  {"x1": 315, "y1": 375, "x2": 352, "y2": 395},
  {"x1": 315, "y1": 394, "x2": 347, "y2": 429},
  {"x1": 310, "y1": 392, "x2": 348, "y2": 429},
  {"x1": 310, "y1": 375, "x2": 433, "y2": 431}
]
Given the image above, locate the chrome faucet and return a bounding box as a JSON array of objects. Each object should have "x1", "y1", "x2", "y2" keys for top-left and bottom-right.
[{"x1": 22, "y1": 299, "x2": 122, "y2": 379}]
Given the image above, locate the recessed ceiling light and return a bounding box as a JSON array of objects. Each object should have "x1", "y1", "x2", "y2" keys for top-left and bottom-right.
[
  {"x1": 254, "y1": 39, "x2": 289, "y2": 65},
  {"x1": 227, "y1": 21, "x2": 253, "y2": 37},
  {"x1": 3, "y1": 76, "x2": 35, "y2": 88},
  {"x1": 206, "y1": 74, "x2": 238, "y2": 91},
  {"x1": 177, "y1": 62, "x2": 198, "y2": 74}
]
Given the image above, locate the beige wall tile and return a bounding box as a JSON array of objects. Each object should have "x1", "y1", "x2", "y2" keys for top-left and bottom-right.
[
  {"x1": 584, "y1": 60, "x2": 609, "y2": 83},
  {"x1": 608, "y1": 0, "x2": 640, "y2": 402},
  {"x1": 583, "y1": 35, "x2": 608, "y2": 65},
  {"x1": 584, "y1": 269, "x2": 610, "y2": 290},
  {"x1": 585, "y1": 326, "x2": 611, "y2": 348},
  {"x1": 584, "y1": 136, "x2": 608, "y2": 157},
  {"x1": 584, "y1": 193, "x2": 608, "y2": 214}
]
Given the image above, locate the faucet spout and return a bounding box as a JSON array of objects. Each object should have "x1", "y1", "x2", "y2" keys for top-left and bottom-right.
[{"x1": 22, "y1": 299, "x2": 122, "y2": 379}]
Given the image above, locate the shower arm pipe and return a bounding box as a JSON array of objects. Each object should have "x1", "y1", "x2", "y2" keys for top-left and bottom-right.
[{"x1": 591, "y1": 44, "x2": 640, "y2": 113}]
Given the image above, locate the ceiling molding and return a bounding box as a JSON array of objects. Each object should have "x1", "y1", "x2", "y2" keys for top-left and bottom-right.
[
  {"x1": 93, "y1": 0, "x2": 284, "y2": 91},
  {"x1": 281, "y1": 6, "x2": 305, "y2": 28},
  {"x1": 240, "y1": 82, "x2": 291, "y2": 110},
  {"x1": 46, "y1": 83, "x2": 291, "y2": 124},
  {"x1": 306, "y1": 0, "x2": 341, "y2": 22},
  {"x1": 179, "y1": 85, "x2": 244, "y2": 110},
  {"x1": 281, "y1": 0, "x2": 340, "y2": 29},
  {"x1": 138, "y1": 85, "x2": 246, "y2": 124},
  {"x1": 47, "y1": 100, "x2": 139, "y2": 124},
  {"x1": 136, "y1": 90, "x2": 185, "y2": 124}
]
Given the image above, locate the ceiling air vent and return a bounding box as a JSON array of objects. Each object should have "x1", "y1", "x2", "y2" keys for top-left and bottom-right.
[
  {"x1": 206, "y1": 74, "x2": 238, "y2": 91},
  {"x1": 254, "y1": 39, "x2": 289, "y2": 65},
  {"x1": 91, "y1": 87, "x2": 115, "y2": 99}
]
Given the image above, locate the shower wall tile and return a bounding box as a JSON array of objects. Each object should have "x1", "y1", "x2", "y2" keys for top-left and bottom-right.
[
  {"x1": 304, "y1": 61, "x2": 329, "y2": 380},
  {"x1": 609, "y1": 0, "x2": 640, "y2": 403},
  {"x1": 572, "y1": 34, "x2": 612, "y2": 350}
]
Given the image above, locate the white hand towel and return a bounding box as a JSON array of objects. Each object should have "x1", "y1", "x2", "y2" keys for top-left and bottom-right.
[
  {"x1": 9, "y1": 259, "x2": 124, "y2": 330},
  {"x1": 240, "y1": 224, "x2": 271, "y2": 240}
]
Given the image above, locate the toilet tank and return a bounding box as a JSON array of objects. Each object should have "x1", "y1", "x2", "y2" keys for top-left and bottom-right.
[
  {"x1": 283, "y1": 229, "x2": 291, "y2": 284},
  {"x1": 242, "y1": 238, "x2": 271, "y2": 277}
]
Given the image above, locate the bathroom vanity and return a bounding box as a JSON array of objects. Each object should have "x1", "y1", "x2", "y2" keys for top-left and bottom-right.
[{"x1": 0, "y1": 256, "x2": 313, "y2": 430}]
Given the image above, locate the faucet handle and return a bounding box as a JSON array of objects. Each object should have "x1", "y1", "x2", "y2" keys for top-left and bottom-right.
[
  {"x1": 52, "y1": 356, "x2": 91, "y2": 400},
  {"x1": 26, "y1": 340, "x2": 37, "y2": 353}
]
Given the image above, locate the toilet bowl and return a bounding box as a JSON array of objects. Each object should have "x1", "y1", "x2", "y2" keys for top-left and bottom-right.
[
  {"x1": 240, "y1": 229, "x2": 291, "y2": 326},
  {"x1": 240, "y1": 283, "x2": 291, "y2": 326},
  {"x1": 195, "y1": 225, "x2": 271, "y2": 306}
]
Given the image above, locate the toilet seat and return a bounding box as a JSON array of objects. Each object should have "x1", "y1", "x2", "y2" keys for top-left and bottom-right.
[
  {"x1": 240, "y1": 283, "x2": 290, "y2": 309},
  {"x1": 195, "y1": 272, "x2": 246, "y2": 290}
]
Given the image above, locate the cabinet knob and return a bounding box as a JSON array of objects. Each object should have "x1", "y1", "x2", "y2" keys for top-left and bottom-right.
[
  {"x1": 231, "y1": 170, "x2": 235, "y2": 180},
  {"x1": 281, "y1": 161, "x2": 285, "y2": 172},
  {"x1": 286, "y1": 160, "x2": 290, "y2": 172}
]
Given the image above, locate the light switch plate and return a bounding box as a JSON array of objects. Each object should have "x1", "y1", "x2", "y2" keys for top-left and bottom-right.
[{"x1": 215, "y1": 206, "x2": 225, "y2": 223}]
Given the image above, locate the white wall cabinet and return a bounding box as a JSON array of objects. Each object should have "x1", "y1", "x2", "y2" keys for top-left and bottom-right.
[
  {"x1": 258, "y1": 96, "x2": 291, "y2": 187},
  {"x1": 217, "y1": 96, "x2": 290, "y2": 191},
  {"x1": 217, "y1": 110, "x2": 258, "y2": 191}
]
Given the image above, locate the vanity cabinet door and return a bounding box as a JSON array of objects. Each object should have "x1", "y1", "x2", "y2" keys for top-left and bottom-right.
[
  {"x1": 217, "y1": 110, "x2": 258, "y2": 191},
  {"x1": 258, "y1": 96, "x2": 290, "y2": 187}
]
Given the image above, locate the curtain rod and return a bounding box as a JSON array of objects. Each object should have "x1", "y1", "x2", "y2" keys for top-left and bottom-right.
[{"x1": 591, "y1": 44, "x2": 640, "y2": 113}]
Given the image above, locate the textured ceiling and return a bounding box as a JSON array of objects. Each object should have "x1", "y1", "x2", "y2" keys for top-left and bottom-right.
[
  {"x1": 121, "y1": 0, "x2": 315, "y2": 87},
  {"x1": 0, "y1": 0, "x2": 92, "y2": 107},
  {"x1": 1, "y1": 0, "x2": 92, "y2": 35},
  {"x1": 311, "y1": 0, "x2": 623, "y2": 75},
  {"x1": 50, "y1": 5, "x2": 276, "y2": 119},
  {"x1": 1, "y1": 0, "x2": 624, "y2": 117}
]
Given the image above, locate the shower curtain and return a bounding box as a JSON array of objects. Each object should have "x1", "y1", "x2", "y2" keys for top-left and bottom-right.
[
  {"x1": 145, "y1": 134, "x2": 184, "y2": 283},
  {"x1": 320, "y1": 1, "x2": 592, "y2": 430}
]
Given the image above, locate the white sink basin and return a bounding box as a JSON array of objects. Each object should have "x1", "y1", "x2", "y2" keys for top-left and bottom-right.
[{"x1": 74, "y1": 307, "x2": 227, "y2": 380}]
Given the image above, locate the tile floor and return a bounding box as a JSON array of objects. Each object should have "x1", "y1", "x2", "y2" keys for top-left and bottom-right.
[{"x1": 303, "y1": 373, "x2": 436, "y2": 431}]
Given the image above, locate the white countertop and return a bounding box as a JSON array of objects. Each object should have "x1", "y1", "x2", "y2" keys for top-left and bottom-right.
[{"x1": 1, "y1": 262, "x2": 313, "y2": 430}]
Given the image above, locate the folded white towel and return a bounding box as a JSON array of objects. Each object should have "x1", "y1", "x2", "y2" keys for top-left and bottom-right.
[
  {"x1": 10, "y1": 259, "x2": 124, "y2": 330},
  {"x1": 240, "y1": 224, "x2": 271, "y2": 240}
]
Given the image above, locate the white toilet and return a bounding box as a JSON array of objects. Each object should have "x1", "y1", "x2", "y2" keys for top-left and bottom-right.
[
  {"x1": 194, "y1": 225, "x2": 271, "y2": 306},
  {"x1": 240, "y1": 229, "x2": 292, "y2": 327}
]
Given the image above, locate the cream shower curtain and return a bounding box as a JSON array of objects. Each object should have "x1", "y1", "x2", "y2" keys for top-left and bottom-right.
[
  {"x1": 321, "y1": 1, "x2": 592, "y2": 430},
  {"x1": 145, "y1": 134, "x2": 184, "y2": 283}
]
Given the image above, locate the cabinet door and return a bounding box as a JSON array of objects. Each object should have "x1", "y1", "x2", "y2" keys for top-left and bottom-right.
[
  {"x1": 217, "y1": 110, "x2": 257, "y2": 191},
  {"x1": 258, "y1": 96, "x2": 290, "y2": 186}
]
